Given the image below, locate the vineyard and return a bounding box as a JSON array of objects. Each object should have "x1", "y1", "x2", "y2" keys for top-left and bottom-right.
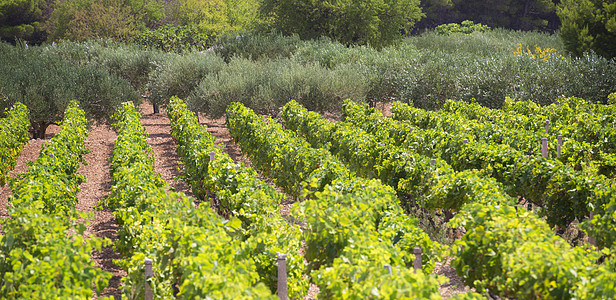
[{"x1": 0, "y1": 93, "x2": 615, "y2": 299}]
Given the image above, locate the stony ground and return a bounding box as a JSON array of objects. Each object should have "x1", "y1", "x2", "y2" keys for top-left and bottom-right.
[{"x1": 0, "y1": 102, "x2": 469, "y2": 299}]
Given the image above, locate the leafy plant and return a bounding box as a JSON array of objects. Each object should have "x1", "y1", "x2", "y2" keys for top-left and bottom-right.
[
  {"x1": 0, "y1": 102, "x2": 30, "y2": 186},
  {"x1": 1, "y1": 101, "x2": 111, "y2": 298},
  {"x1": 435, "y1": 20, "x2": 491, "y2": 35}
]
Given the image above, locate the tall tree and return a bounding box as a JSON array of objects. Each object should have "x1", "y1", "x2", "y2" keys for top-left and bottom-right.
[
  {"x1": 46, "y1": 0, "x2": 139, "y2": 41},
  {"x1": 558, "y1": 0, "x2": 616, "y2": 59},
  {"x1": 0, "y1": 0, "x2": 50, "y2": 43},
  {"x1": 260, "y1": 0, "x2": 424, "y2": 48},
  {"x1": 169, "y1": 0, "x2": 230, "y2": 38}
]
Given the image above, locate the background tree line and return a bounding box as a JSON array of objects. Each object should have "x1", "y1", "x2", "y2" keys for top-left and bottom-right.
[{"x1": 0, "y1": 0, "x2": 615, "y2": 58}]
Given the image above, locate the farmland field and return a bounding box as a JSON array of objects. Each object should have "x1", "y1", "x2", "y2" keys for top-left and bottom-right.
[
  {"x1": 1, "y1": 93, "x2": 615, "y2": 298},
  {"x1": 1, "y1": 22, "x2": 616, "y2": 298}
]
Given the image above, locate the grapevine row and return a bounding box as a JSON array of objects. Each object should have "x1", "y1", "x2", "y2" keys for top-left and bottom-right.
[
  {"x1": 225, "y1": 102, "x2": 447, "y2": 298},
  {"x1": 344, "y1": 99, "x2": 606, "y2": 228},
  {"x1": 106, "y1": 101, "x2": 276, "y2": 298},
  {"x1": 280, "y1": 100, "x2": 608, "y2": 298},
  {"x1": 0, "y1": 102, "x2": 30, "y2": 186},
  {"x1": 501, "y1": 97, "x2": 616, "y2": 177},
  {"x1": 166, "y1": 96, "x2": 308, "y2": 298},
  {"x1": 0, "y1": 101, "x2": 110, "y2": 298},
  {"x1": 440, "y1": 98, "x2": 616, "y2": 177},
  {"x1": 391, "y1": 100, "x2": 616, "y2": 248}
]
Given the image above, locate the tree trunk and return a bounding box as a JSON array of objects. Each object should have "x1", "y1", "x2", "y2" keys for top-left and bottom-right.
[
  {"x1": 153, "y1": 103, "x2": 160, "y2": 114},
  {"x1": 31, "y1": 121, "x2": 51, "y2": 139}
]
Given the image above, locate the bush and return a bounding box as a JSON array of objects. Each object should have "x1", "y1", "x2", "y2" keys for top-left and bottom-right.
[
  {"x1": 558, "y1": 0, "x2": 616, "y2": 59},
  {"x1": 391, "y1": 48, "x2": 616, "y2": 109},
  {"x1": 406, "y1": 28, "x2": 564, "y2": 56},
  {"x1": 435, "y1": 20, "x2": 491, "y2": 35},
  {"x1": 135, "y1": 24, "x2": 215, "y2": 53},
  {"x1": 189, "y1": 57, "x2": 370, "y2": 118},
  {"x1": 46, "y1": 0, "x2": 140, "y2": 42},
  {"x1": 41, "y1": 39, "x2": 167, "y2": 96},
  {"x1": 147, "y1": 51, "x2": 225, "y2": 108},
  {"x1": 259, "y1": 0, "x2": 424, "y2": 48},
  {"x1": 0, "y1": 42, "x2": 138, "y2": 138},
  {"x1": 214, "y1": 31, "x2": 302, "y2": 62}
]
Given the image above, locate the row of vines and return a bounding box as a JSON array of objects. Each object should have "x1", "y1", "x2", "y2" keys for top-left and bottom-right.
[
  {"x1": 1, "y1": 94, "x2": 615, "y2": 298},
  {"x1": 0, "y1": 102, "x2": 110, "y2": 298}
]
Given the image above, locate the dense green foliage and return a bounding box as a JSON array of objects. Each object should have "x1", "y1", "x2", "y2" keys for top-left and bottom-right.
[
  {"x1": 0, "y1": 0, "x2": 48, "y2": 43},
  {"x1": 189, "y1": 56, "x2": 369, "y2": 118},
  {"x1": 445, "y1": 97, "x2": 616, "y2": 176},
  {"x1": 365, "y1": 100, "x2": 606, "y2": 227},
  {"x1": 558, "y1": 0, "x2": 616, "y2": 59},
  {"x1": 166, "y1": 97, "x2": 309, "y2": 297},
  {"x1": 0, "y1": 101, "x2": 111, "y2": 298},
  {"x1": 451, "y1": 197, "x2": 600, "y2": 299},
  {"x1": 434, "y1": 20, "x2": 491, "y2": 35},
  {"x1": 213, "y1": 31, "x2": 302, "y2": 62},
  {"x1": 46, "y1": 0, "x2": 140, "y2": 42},
  {"x1": 432, "y1": 97, "x2": 616, "y2": 248},
  {"x1": 107, "y1": 101, "x2": 277, "y2": 298},
  {"x1": 417, "y1": 0, "x2": 559, "y2": 32},
  {"x1": 259, "y1": 0, "x2": 424, "y2": 48},
  {"x1": 226, "y1": 102, "x2": 446, "y2": 298},
  {"x1": 12, "y1": 0, "x2": 261, "y2": 45},
  {"x1": 0, "y1": 102, "x2": 30, "y2": 186},
  {"x1": 391, "y1": 47, "x2": 616, "y2": 109},
  {"x1": 281, "y1": 99, "x2": 610, "y2": 298},
  {"x1": 134, "y1": 24, "x2": 214, "y2": 53},
  {"x1": 0, "y1": 42, "x2": 139, "y2": 138},
  {"x1": 147, "y1": 51, "x2": 225, "y2": 108}
]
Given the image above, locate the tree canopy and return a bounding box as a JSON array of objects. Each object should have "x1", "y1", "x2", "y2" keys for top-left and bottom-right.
[
  {"x1": 259, "y1": 0, "x2": 424, "y2": 48},
  {"x1": 0, "y1": 0, "x2": 49, "y2": 43},
  {"x1": 558, "y1": 0, "x2": 616, "y2": 59}
]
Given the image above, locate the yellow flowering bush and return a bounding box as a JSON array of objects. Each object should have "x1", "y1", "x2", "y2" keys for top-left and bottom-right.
[{"x1": 514, "y1": 43, "x2": 557, "y2": 60}]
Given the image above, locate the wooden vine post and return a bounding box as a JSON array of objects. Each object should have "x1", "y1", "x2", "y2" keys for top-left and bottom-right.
[
  {"x1": 557, "y1": 134, "x2": 563, "y2": 158},
  {"x1": 541, "y1": 138, "x2": 548, "y2": 158},
  {"x1": 413, "y1": 247, "x2": 422, "y2": 272},
  {"x1": 277, "y1": 254, "x2": 288, "y2": 300},
  {"x1": 145, "y1": 258, "x2": 153, "y2": 300}
]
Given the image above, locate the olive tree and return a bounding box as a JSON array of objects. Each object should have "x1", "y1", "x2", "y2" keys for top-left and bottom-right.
[{"x1": 0, "y1": 43, "x2": 138, "y2": 138}]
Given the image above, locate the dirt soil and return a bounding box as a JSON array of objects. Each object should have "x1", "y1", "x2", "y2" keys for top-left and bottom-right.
[{"x1": 0, "y1": 101, "x2": 467, "y2": 299}]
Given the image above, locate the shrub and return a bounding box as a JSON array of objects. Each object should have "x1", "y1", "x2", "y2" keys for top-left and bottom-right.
[
  {"x1": 259, "y1": 0, "x2": 424, "y2": 48},
  {"x1": 391, "y1": 48, "x2": 616, "y2": 109},
  {"x1": 135, "y1": 24, "x2": 215, "y2": 53},
  {"x1": 189, "y1": 57, "x2": 370, "y2": 118},
  {"x1": 147, "y1": 50, "x2": 225, "y2": 108},
  {"x1": 435, "y1": 20, "x2": 491, "y2": 35},
  {"x1": 0, "y1": 42, "x2": 138, "y2": 138},
  {"x1": 46, "y1": 0, "x2": 140, "y2": 42},
  {"x1": 41, "y1": 39, "x2": 167, "y2": 96},
  {"x1": 214, "y1": 31, "x2": 302, "y2": 62},
  {"x1": 558, "y1": 0, "x2": 616, "y2": 59}
]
